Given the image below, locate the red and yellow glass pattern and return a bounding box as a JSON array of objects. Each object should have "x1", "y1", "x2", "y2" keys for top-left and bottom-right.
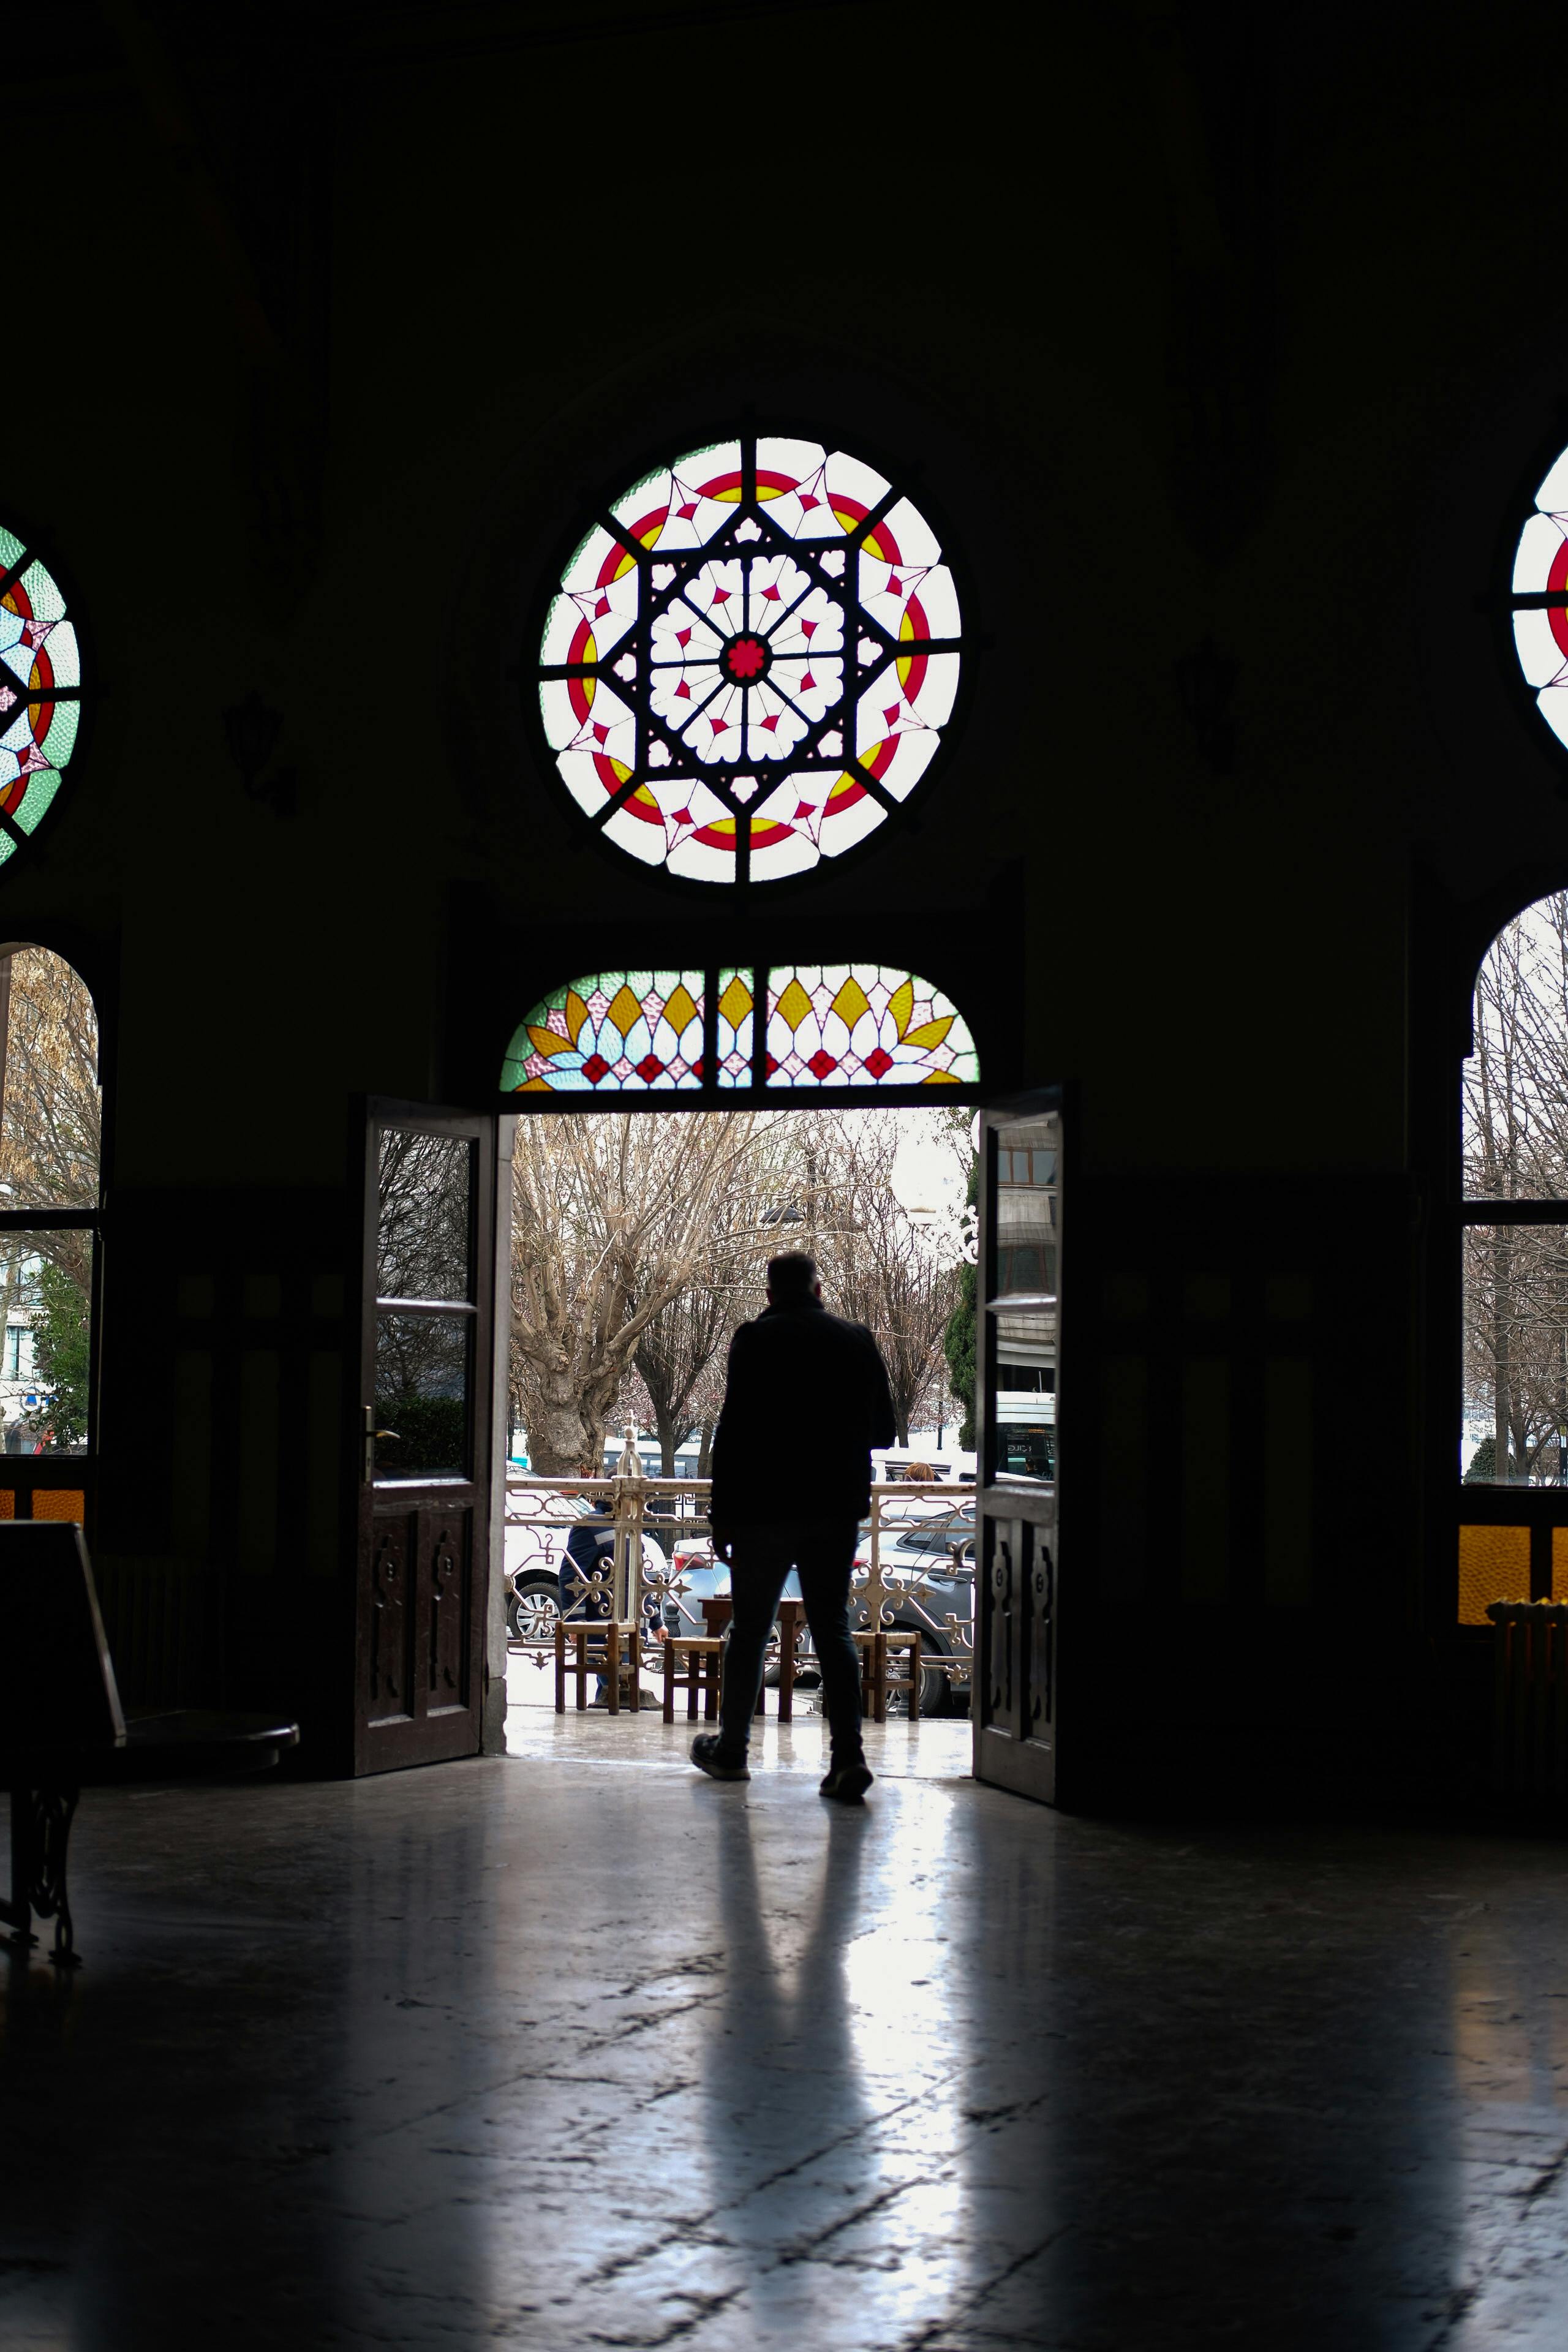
[
  {"x1": 763, "y1": 966, "x2": 977, "y2": 1086},
  {"x1": 537, "y1": 435, "x2": 962, "y2": 884},
  {"x1": 0, "y1": 530, "x2": 81, "y2": 865},
  {"x1": 502, "y1": 965, "x2": 978, "y2": 1093}
]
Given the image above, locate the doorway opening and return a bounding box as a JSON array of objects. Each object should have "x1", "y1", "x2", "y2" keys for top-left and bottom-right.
[
  {"x1": 359, "y1": 963, "x2": 1063, "y2": 1800},
  {"x1": 497, "y1": 1098, "x2": 979, "y2": 1764}
]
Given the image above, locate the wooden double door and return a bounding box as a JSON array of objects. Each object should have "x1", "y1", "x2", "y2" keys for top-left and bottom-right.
[{"x1": 354, "y1": 1103, "x2": 503, "y2": 1776}]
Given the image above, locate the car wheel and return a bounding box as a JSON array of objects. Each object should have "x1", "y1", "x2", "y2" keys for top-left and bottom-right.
[{"x1": 510, "y1": 1570, "x2": 563, "y2": 1645}]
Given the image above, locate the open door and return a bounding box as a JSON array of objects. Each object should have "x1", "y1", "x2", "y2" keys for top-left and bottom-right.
[
  {"x1": 354, "y1": 1102, "x2": 496, "y2": 1775},
  {"x1": 973, "y1": 1090, "x2": 1063, "y2": 1803}
]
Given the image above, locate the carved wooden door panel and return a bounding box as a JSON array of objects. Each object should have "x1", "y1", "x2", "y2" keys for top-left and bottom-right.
[
  {"x1": 974, "y1": 1092, "x2": 1063, "y2": 1804},
  {"x1": 355, "y1": 1104, "x2": 494, "y2": 1776}
]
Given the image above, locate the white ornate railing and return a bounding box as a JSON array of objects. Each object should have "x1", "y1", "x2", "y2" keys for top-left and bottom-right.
[{"x1": 504, "y1": 1424, "x2": 974, "y2": 1694}]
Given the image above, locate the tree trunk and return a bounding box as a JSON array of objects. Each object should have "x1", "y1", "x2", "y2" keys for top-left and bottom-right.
[
  {"x1": 895, "y1": 1408, "x2": 910, "y2": 1447},
  {"x1": 525, "y1": 1363, "x2": 590, "y2": 1476},
  {"x1": 697, "y1": 1416, "x2": 715, "y2": 1478},
  {"x1": 656, "y1": 1406, "x2": 679, "y2": 1477}
]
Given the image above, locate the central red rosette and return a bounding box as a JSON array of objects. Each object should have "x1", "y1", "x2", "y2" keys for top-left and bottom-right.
[{"x1": 723, "y1": 635, "x2": 767, "y2": 681}]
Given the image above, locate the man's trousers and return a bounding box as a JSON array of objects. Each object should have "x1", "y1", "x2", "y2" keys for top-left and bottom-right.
[{"x1": 717, "y1": 1518, "x2": 864, "y2": 1762}]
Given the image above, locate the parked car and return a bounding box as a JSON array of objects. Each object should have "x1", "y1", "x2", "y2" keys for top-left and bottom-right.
[
  {"x1": 505, "y1": 1490, "x2": 668, "y2": 1642},
  {"x1": 856, "y1": 1510, "x2": 975, "y2": 1715}
]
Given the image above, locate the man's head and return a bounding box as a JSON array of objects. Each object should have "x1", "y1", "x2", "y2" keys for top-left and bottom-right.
[{"x1": 766, "y1": 1251, "x2": 822, "y2": 1308}]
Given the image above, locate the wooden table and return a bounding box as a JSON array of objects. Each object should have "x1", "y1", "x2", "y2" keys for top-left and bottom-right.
[{"x1": 700, "y1": 1595, "x2": 807, "y2": 1721}]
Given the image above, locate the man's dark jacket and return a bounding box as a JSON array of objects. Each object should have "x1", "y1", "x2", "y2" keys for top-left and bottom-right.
[{"x1": 709, "y1": 1297, "x2": 897, "y2": 1523}]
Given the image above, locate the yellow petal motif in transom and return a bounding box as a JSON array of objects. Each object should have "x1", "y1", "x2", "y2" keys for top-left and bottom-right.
[
  {"x1": 718, "y1": 973, "x2": 752, "y2": 1025},
  {"x1": 775, "y1": 978, "x2": 813, "y2": 1031},
  {"x1": 830, "y1": 975, "x2": 871, "y2": 1027},
  {"x1": 663, "y1": 984, "x2": 699, "y2": 1034},
  {"x1": 888, "y1": 979, "x2": 916, "y2": 1038},
  {"x1": 903, "y1": 1016, "x2": 954, "y2": 1050},
  {"x1": 564, "y1": 990, "x2": 590, "y2": 1046},
  {"x1": 605, "y1": 984, "x2": 644, "y2": 1037},
  {"x1": 527, "y1": 1025, "x2": 577, "y2": 1058}
]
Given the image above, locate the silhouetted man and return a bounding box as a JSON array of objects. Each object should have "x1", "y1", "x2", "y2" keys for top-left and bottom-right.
[{"x1": 691, "y1": 1251, "x2": 896, "y2": 1801}]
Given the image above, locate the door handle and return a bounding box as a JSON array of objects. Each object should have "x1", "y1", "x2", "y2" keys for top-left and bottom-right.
[{"x1": 363, "y1": 1405, "x2": 401, "y2": 1483}]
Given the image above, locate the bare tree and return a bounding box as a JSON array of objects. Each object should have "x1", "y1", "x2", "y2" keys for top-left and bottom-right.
[
  {"x1": 0, "y1": 946, "x2": 100, "y2": 1292},
  {"x1": 509, "y1": 1110, "x2": 785, "y2": 1474},
  {"x1": 807, "y1": 1112, "x2": 960, "y2": 1447},
  {"x1": 634, "y1": 1283, "x2": 739, "y2": 1474}
]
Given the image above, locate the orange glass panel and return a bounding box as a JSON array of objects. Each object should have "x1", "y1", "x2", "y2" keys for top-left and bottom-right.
[
  {"x1": 1551, "y1": 1526, "x2": 1568, "y2": 1602},
  {"x1": 1458, "y1": 1524, "x2": 1531, "y2": 1624},
  {"x1": 0, "y1": 1491, "x2": 15, "y2": 1519},
  {"x1": 31, "y1": 1488, "x2": 85, "y2": 1524}
]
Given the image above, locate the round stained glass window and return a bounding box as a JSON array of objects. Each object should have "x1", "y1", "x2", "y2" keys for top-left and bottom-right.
[
  {"x1": 535, "y1": 433, "x2": 963, "y2": 884},
  {"x1": 0, "y1": 528, "x2": 83, "y2": 869}
]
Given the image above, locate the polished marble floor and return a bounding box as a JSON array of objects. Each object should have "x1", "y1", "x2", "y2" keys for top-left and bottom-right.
[{"x1": 5, "y1": 1684, "x2": 1568, "y2": 2350}]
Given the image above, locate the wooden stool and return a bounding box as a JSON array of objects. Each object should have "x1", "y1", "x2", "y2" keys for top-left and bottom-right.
[
  {"x1": 774, "y1": 1597, "x2": 805, "y2": 1724},
  {"x1": 850, "y1": 1627, "x2": 922, "y2": 1721},
  {"x1": 853, "y1": 1627, "x2": 880, "y2": 1719},
  {"x1": 554, "y1": 1618, "x2": 642, "y2": 1713},
  {"x1": 882, "y1": 1629, "x2": 923, "y2": 1721},
  {"x1": 663, "y1": 1634, "x2": 723, "y2": 1722}
]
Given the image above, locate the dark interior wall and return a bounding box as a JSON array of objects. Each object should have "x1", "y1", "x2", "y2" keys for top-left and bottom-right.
[{"x1": 7, "y1": 0, "x2": 1568, "y2": 1789}]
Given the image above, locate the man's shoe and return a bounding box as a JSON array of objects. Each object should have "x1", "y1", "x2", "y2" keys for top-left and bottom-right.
[
  {"x1": 820, "y1": 1758, "x2": 873, "y2": 1803},
  {"x1": 691, "y1": 1733, "x2": 750, "y2": 1782}
]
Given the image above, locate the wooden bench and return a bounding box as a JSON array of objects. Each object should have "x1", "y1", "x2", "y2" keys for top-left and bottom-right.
[{"x1": 1, "y1": 1523, "x2": 300, "y2": 1966}]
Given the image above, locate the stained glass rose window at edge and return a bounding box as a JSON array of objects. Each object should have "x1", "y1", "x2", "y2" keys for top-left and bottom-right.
[
  {"x1": 501, "y1": 966, "x2": 979, "y2": 1096},
  {"x1": 0, "y1": 529, "x2": 85, "y2": 865},
  {"x1": 534, "y1": 433, "x2": 964, "y2": 886}
]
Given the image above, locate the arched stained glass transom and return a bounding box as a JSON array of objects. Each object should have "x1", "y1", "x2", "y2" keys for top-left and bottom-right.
[
  {"x1": 502, "y1": 966, "x2": 978, "y2": 1095},
  {"x1": 0, "y1": 530, "x2": 83, "y2": 865},
  {"x1": 535, "y1": 434, "x2": 963, "y2": 884}
]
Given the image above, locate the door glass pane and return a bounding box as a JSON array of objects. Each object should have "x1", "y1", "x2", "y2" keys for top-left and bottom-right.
[
  {"x1": 992, "y1": 1307, "x2": 1055, "y2": 1482},
  {"x1": 377, "y1": 1130, "x2": 473, "y2": 1302},
  {"x1": 988, "y1": 1111, "x2": 1058, "y2": 1485},
  {"x1": 375, "y1": 1310, "x2": 470, "y2": 1479},
  {"x1": 1462, "y1": 1221, "x2": 1568, "y2": 1483},
  {"x1": 992, "y1": 1115, "x2": 1058, "y2": 1303}
]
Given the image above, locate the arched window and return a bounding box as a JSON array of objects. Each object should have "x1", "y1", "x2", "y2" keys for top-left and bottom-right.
[
  {"x1": 534, "y1": 433, "x2": 963, "y2": 884},
  {"x1": 1, "y1": 527, "x2": 85, "y2": 861},
  {"x1": 502, "y1": 965, "x2": 978, "y2": 1097},
  {"x1": 0, "y1": 945, "x2": 100, "y2": 1518},
  {"x1": 1459, "y1": 890, "x2": 1568, "y2": 1618}
]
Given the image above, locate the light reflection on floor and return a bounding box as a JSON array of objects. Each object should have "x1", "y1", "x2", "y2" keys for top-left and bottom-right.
[
  {"x1": 8, "y1": 1682, "x2": 1568, "y2": 2345},
  {"x1": 504, "y1": 1638, "x2": 976, "y2": 1782}
]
